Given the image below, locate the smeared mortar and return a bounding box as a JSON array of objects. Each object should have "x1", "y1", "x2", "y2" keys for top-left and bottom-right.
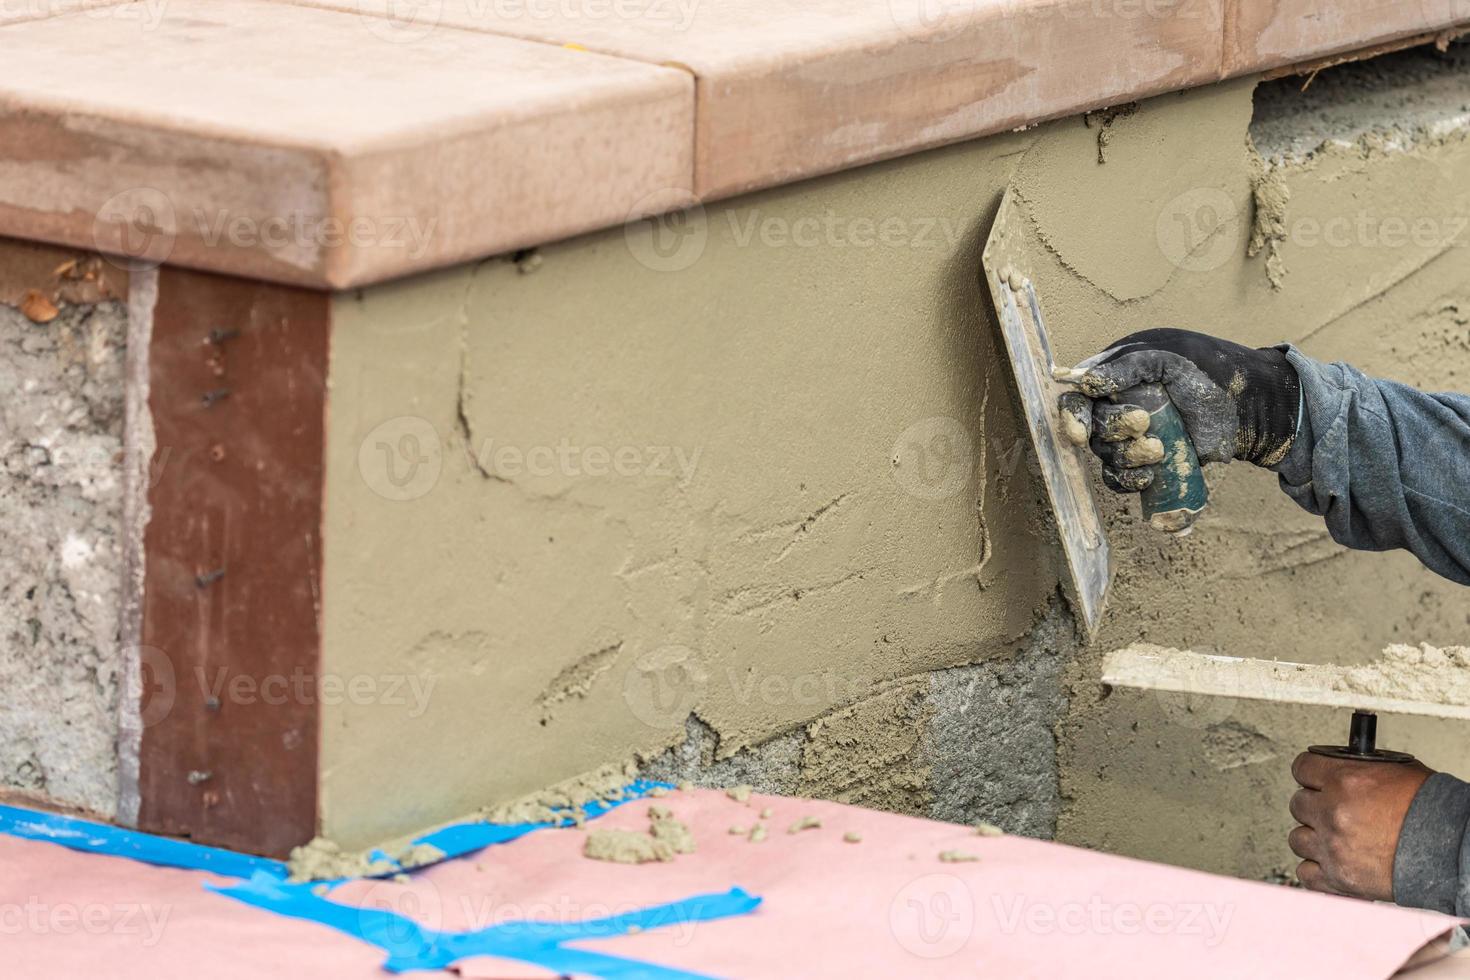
[{"x1": 1338, "y1": 643, "x2": 1470, "y2": 704}]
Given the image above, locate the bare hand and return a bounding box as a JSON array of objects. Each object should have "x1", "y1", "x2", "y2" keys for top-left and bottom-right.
[{"x1": 1289, "y1": 751, "x2": 1433, "y2": 900}]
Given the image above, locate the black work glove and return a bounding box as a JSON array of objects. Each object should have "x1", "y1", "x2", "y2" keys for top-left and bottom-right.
[{"x1": 1056, "y1": 328, "x2": 1301, "y2": 494}]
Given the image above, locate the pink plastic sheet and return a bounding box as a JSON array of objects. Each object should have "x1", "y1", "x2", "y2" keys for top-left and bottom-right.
[{"x1": 5, "y1": 788, "x2": 1462, "y2": 978}]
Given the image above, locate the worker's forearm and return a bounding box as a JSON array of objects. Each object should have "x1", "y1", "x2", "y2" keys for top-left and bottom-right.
[
  {"x1": 1393, "y1": 773, "x2": 1470, "y2": 914},
  {"x1": 1271, "y1": 346, "x2": 1470, "y2": 586}
]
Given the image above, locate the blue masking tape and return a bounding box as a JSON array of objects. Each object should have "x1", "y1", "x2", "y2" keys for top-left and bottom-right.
[
  {"x1": 2, "y1": 783, "x2": 755, "y2": 979},
  {"x1": 0, "y1": 781, "x2": 671, "y2": 883},
  {"x1": 0, "y1": 804, "x2": 288, "y2": 880},
  {"x1": 211, "y1": 873, "x2": 760, "y2": 977}
]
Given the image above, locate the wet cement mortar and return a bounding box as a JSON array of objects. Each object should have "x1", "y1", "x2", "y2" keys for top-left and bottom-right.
[
  {"x1": 316, "y1": 43, "x2": 1470, "y2": 867},
  {"x1": 644, "y1": 51, "x2": 1470, "y2": 851},
  {"x1": 0, "y1": 299, "x2": 127, "y2": 814},
  {"x1": 641, "y1": 597, "x2": 1074, "y2": 839},
  {"x1": 1056, "y1": 45, "x2": 1470, "y2": 879}
]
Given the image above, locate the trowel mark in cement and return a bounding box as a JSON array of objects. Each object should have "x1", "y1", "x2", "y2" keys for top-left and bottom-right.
[
  {"x1": 732, "y1": 492, "x2": 852, "y2": 564},
  {"x1": 535, "y1": 640, "x2": 623, "y2": 724}
]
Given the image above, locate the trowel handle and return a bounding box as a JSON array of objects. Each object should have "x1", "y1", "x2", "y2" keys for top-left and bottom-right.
[{"x1": 1116, "y1": 383, "x2": 1208, "y2": 535}]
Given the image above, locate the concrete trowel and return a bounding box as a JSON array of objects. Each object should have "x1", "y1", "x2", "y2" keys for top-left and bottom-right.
[
  {"x1": 983, "y1": 187, "x2": 1416, "y2": 761},
  {"x1": 981, "y1": 185, "x2": 1208, "y2": 639},
  {"x1": 981, "y1": 186, "x2": 1113, "y2": 638}
]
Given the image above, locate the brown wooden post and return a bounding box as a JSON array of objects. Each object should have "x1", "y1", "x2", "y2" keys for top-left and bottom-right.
[{"x1": 135, "y1": 267, "x2": 329, "y2": 857}]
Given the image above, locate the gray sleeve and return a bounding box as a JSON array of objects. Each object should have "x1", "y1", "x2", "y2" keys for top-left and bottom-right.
[
  {"x1": 1394, "y1": 772, "x2": 1470, "y2": 915},
  {"x1": 1269, "y1": 345, "x2": 1470, "y2": 586}
]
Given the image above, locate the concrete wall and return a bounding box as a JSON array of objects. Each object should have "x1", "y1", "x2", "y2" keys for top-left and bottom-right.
[
  {"x1": 320, "y1": 49, "x2": 1470, "y2": 860},
  {"x1": 0, "y1": 252, "x2": 129, "y2": 816},
  {"x1": 1060, "y1": 46, "x2": 1470, "y2": 878},
  {"x1": 320, "y1": 120, "x2": 1065, "y2": 847}
]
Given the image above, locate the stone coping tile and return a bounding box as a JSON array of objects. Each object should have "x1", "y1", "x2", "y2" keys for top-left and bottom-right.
[
  {"x1": 0, "y1": 0, "x2": 1463, "y2": 285},
  {"x1": 0, "y1": 0, "x2": 693, "y2": 287}
]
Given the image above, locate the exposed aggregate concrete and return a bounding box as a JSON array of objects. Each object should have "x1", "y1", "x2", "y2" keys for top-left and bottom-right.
[{"x1": 0, "y1": 298, "x2": 127, "y2": 814}]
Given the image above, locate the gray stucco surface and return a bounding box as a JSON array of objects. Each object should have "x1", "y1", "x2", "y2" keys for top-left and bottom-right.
[{"x1": 0, "y1": 299, "x2": 127, "y2": 814}]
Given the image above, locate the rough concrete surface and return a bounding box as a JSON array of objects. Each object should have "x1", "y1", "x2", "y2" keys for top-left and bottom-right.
[
  {"x1": 0, "y1": 297, "x2": 127, "y2": 815},
  {"x1": 640, "y1": 715, "x2": 802, "y2": 797},
  {"x1": 1252, "y1": 44, "x2": 1470, "y2": 163},
  {"x1": 640, "y1": 597, "x2": 1069, "y2": 840},
  {"x1": 317, "y1": 43, "x2": 1470, "y2": 875},
  {"x1": 922, "y1": 598, "x2": 1071, "y2": 838}
]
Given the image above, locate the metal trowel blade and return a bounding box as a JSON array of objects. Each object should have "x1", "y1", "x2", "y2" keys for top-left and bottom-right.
[{"x1": 981, "y1": 186, "x2": 1112, "y2": 636}]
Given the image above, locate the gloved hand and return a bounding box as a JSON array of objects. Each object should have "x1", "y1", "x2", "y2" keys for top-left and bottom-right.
[{"x1": 1056, "y1": 328, "x2": 1302, "y2": 494}]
